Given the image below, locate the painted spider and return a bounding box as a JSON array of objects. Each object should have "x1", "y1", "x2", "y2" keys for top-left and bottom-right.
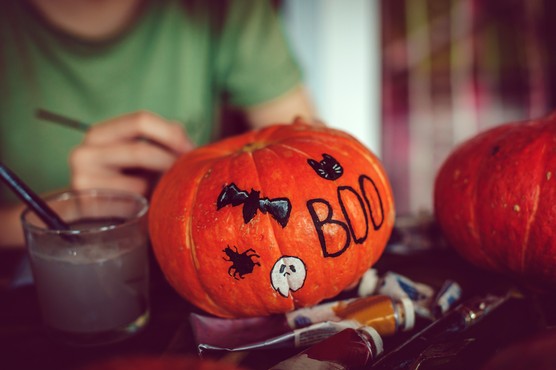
[{"x1": 223, "y1": 245, "x2": 261, "y2": 279}]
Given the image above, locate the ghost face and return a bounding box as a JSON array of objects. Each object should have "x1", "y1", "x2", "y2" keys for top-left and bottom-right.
[{"x1": 270, "y1": 256, "x2": 307, "y2": 298}]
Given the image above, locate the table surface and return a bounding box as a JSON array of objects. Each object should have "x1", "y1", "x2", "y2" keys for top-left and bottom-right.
[{"x1": 1, "y1": 242, "x2": 555, "y2": 370}]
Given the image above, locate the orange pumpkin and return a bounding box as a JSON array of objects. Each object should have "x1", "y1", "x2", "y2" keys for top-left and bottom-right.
[
  {"x1": 149, "y1": 119, "x2": 395, "y2": 318},
  {"x1": 434, "y1": 112, "x2": 556, "y2": 289}
]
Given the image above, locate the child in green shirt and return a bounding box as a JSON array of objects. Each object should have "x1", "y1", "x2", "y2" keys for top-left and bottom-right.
[{"x1": 0, "y1": 0, "x2": 315, "y2": 246}]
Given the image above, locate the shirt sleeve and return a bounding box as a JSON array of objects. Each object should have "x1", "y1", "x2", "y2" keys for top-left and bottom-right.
[{"x1": 214, "y1": 0, "x2": 303, "y2": 107}]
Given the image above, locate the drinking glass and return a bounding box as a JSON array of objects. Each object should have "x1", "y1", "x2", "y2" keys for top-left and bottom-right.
[{"x1": 21, "y1": 189, "x2": 150, "y2": 346}]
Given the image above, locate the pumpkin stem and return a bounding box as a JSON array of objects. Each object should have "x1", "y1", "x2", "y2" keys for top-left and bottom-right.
[
  {"x1": 242, "y1": 142, "x2": 266, "y2": 152},
  {"x1": 293, "y1": 116, "x2": 305, "y2": 125}
]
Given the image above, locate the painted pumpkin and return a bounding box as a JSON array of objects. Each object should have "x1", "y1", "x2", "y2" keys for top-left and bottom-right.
[
  {"x1": 149, "y1": 119, "x2": 395, "y2": 318},
  {"x1": 434, "y1": 112, "x2": 556, "y2": 289}
]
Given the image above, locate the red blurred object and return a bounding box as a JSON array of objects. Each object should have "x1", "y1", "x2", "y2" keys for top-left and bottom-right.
[
  {"x1": 79, "y1": 355, "x2": 248, "y2": 370},
  {"x1": 269, "y1": 327, "x2": 383, "y2": 370},
  {"x1": 434, "y1": 112, "x2": 556, "y2": 289},
  {"x1": 481, "y1": 328, "x2": 556, "y2": 370}
]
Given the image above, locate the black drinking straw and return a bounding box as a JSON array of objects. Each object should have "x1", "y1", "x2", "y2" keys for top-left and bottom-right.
[{"x1": 0, "y1": 162, "x2": 71, "y2": 231}]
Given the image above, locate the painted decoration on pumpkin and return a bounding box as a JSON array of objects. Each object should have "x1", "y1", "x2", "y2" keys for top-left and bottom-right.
[
  {"x1": 306, "y1": 174, "x2": 385, "y2": 258},
  {"x1": 149, "y1": 120, "x2": 396, "y2": 318},
  {"x1": 270, "y1": 256, "x2": 307, "y2": 298},
  {"x1": 307, "y1": 153, "x2": 344, "y2": 180},
  {"x1": 223, "y1": 245, "x2": 261, "y2": 280},
  {"x1": 216, "y1": 183, "x2": 292, "y2": 227}
]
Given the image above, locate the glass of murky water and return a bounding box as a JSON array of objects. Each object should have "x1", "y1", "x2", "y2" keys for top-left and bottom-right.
[{"x1": 21, "y1": 189, "x2": 150, "y2": 346}]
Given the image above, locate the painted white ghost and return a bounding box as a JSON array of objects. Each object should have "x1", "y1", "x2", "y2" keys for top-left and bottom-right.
[{"x1": 270, "y1": 256, "x2": 307, "y2": 298}]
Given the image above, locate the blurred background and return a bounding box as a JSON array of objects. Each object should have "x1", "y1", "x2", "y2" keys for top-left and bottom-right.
[{"x1": 282, "y1": 0, "x2": 556, "y2": 216}]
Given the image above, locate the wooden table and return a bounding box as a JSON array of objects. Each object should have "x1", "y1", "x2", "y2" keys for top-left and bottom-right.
[{"x1": 1, "y1": 244, "x2": 554, "y2": 370}]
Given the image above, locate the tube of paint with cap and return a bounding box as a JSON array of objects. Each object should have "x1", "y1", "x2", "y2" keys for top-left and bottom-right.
[
  {"x1": 268, "y1": 325, "x2": 384, "y2": 370},
  {"x1": 198, "y1": 320, "x2": 362, "y2": 353},
  {"x1": 286, "y1": 294, "x2": 415, "y2": 336},
  {"x1": 191, "y1": 295, "x2": 415, "y2": 353}
]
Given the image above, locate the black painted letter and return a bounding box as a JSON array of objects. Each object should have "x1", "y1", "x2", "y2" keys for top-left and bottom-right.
[
  {"x1": 359, "y1": 175, "x2": 385, "y2": 230},
  {"x1": 306, "y1": 198, "x2": 351, "y2": 258},
  {"x1": 338, "y1": 186, "x2": 369, "y2": 244}
]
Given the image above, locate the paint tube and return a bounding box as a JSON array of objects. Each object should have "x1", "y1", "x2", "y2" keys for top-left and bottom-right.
[
  {"x1": 373, "y1": 272, "x2": 462, "y2": 320},
  {"x1": 357, "y1": 268, "x2": 380, "y2": 297},
  {"x1": 192, "y1": 295, "x2": 413, "y2": 353},
  {"x1": 374, "y1": 271, "x2": 436, "y2": 319},
  {"x1": 268, "y1": 325, "x2": 384, "y2": 370},
  {"x1": 286, "y1": 294, "x2": 415, "y2": 336},
  {"x1": 190, "y1": 313, "x2": 291, "y2": 353},
  {"x1": 370, "y1": 294, "x2": 509, "y2": 370},
  {"x1": 432, "y1": 280, "x2": 462, "y2": 318},
  {"x1": 197, "y1": 320, "x2": 362, "y2": 353}
]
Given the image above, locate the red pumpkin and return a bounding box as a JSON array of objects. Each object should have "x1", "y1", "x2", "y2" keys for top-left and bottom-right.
[
  {"x1": 149, "y1": 119, "x2": 395, "y2": 318},
  {"x1": 434, "y1": 112, "x2": 556, "y2": 289}
]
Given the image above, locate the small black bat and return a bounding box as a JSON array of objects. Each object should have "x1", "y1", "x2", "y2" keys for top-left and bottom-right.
[
  {"x1": 216, "y1": 183, "x2": 292, "y2": 227},
  {"x1": 307, "y1": 153, "x2": 344, "y2": 180}
]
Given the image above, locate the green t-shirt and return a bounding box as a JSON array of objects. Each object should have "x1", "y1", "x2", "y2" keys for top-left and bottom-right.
[{"x1": 0, "y1": 0, "x2": 302, "y2": 203}]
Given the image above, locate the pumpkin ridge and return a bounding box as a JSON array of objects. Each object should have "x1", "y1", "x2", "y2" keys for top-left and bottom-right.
[
  {"x1": 207, "y1": 152, "x2": 275, "y2": 317},
  {"x1": 277, "y1": 142, "x2": 314, "y2": 158},
  {"x1": 188, "y1": 163, "x2": 237, "y2": 318},
  {"x1": 468, "y1": 171, "x2": 482, "y2": 252},
  {"x1": 519, "y1": 131, "x2": 550, "y2": 273},
  {"x1": 208, "y1": 150, "x2": 287, "y2": 317},
  {"x1": 246, "y1": 148, "x2": 296, "y2": 314},
  {"x1": 266, "y1": 145, "x2": 310, "y2": 308},
  {"x1": 521, "y1": 184, "x2": 540, "y2": 273},
  {"x1": 470, "y1": 141, "x2": 501, "y2": 270},
  {"x1": 186, "y1": 217, "x2": 233, "y2": 318},
  {"x1": 265, "y1": 142, "x2": 325, "y2": 307}
]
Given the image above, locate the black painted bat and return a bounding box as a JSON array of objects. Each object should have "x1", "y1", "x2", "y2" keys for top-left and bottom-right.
[{"x1": 216, "y1": 183, "x2": 292, "y2": 228}]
